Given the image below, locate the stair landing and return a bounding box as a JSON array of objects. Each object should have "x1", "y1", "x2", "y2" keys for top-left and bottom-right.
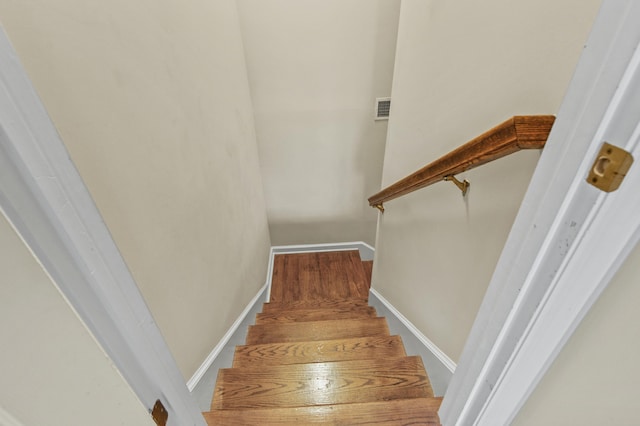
[{"x1": 269, "y1": 250, "x2": 370, "y2": 302}]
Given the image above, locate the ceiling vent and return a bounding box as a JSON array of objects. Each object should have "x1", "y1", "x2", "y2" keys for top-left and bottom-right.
[{"x1": 374, "y1": 97, "x2": 391, "y2": 120}]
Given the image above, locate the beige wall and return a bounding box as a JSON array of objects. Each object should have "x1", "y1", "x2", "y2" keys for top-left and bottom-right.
[
  {"x1": 513, "y1": 241, "x2": 640, "y2": 425},
  {"x1": 0, "y1": 213, "x2": 154, "y2": 426},
  {"x1": 236, "y1": 0, "x2": 400, "y2": 246},
  {"x1": 372, "y1": 0, "x2": 601, "y2": 361},
  {"x1": 0, "y1": 0, "x2": 271, "y2": 379}
]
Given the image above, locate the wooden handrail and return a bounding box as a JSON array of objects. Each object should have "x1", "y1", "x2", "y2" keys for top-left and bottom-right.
[{"x1": 368, "y1": 115, "x2": 555, "y2": 209}]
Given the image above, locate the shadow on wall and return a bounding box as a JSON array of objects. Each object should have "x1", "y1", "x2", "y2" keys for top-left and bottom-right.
[{"x1": 269, "y1": 218, "x2": 379, "y2": 246}]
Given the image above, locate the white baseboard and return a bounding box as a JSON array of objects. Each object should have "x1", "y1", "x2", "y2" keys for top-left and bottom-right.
[
  {"x1": 370, "y1": 288, "x2": 457, "y2": 373},
  {"x1": 186, "y1": 282, "x2": 268, "y2": 391},
  {"x1": 271, "y1": 241, "x2": 375, "y2": 259}
]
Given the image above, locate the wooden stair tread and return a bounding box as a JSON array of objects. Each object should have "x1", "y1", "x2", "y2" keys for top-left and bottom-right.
[
  {"x1": 255, "y1": 306, "x2": 376, "y2": 324},
  {"x1": 262, "y1": 298, "x2": 370, "y2": 313},
  {"x1": 270, "y1": 250, "x2": 369, "y2": 302},
  {"x1": 212, "y1": 356, "x2": 433, "y2": 409},
  {"x1": 246, "y1": 317, "x2": 389, "y2": 345},
  {"x1": 203, "y1": 396, "x2": 443, "y2": 425},
  {"x1": 233, "y1": 335, "x2": 406, "y2": 367}
]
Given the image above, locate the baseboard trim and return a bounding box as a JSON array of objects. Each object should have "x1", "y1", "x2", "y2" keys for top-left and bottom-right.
[
  {"x1": 370, "y1": 288, "x2": 457, "y2": 374},
  {"x1": 186, "y1": 282, "x2": 268, "y2": 391}
]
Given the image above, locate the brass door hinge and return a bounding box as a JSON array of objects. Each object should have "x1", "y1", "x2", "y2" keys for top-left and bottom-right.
[
  {"x1": 586, "y1": 142, "x2": 634, "y2": 192},
  {"x1": 151, "y1": 400, "x2": 168, "y2": 426}
]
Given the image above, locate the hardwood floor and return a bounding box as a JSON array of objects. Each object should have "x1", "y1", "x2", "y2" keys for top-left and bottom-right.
[
  {"x1": 269, "y1": 250, "x2": 370, "y2": 302},
  {"x1": 203, "y1": 250, "x2": 441, "y2": 425}
]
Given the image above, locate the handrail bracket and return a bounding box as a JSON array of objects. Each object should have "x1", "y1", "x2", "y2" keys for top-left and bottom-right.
[
  {"x1": 374, "y1": 203, "x2": 385, "y2": 213},
  {"x1": 444, "y1": 175, "x2": 470, "y2": 197}
]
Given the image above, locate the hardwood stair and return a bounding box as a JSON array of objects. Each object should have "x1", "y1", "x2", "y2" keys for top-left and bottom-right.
[{"x1": 203, "y1": 250, "x2": 441, "y2": 425}]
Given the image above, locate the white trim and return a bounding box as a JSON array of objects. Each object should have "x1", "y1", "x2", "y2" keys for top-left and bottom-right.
[
  {"x1": 440, "y1": 2, "x2": 640, "y2": 425},
  {"x1": 274, "y1": 246, "x2": 357, "y2": 255},
  {"x1": 186, "y1": 282, "x2": 268, "y2": 391},
  {"x1": 271, "y1": 240, "x2": 375, "y2": 257},
  {"x1": 265, "y1": 246, "x2": 276, "y2": 301},
  {"x1": 370, "y1": 288, "x2": 456, "y2": 373},
  {"x1": 0, "y1": 28, "x2": 204, "y2": 425}
]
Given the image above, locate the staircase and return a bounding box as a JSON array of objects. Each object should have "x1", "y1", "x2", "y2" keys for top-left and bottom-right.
[{"x1": 203, "y1": 250, "x2": 442, "y2": 425}]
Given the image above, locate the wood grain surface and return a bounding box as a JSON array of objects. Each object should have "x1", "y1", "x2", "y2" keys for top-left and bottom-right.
[
  {"x1": 270, "y1": 251, "x2": 369, "y2": 302},
  {"x1": 255, "y1": 306, "x2": 376, "y2": 324},
  {"x1": 363, "y1": 260, "x2": 373, "y2": 287},
  {"x1": 233, "y1": 335, "x2": 406, "y2": 367},
  {"x1": 246, "y1": 317, "x2": 390, "y2": 345},
  {"x1": 212, "y1": 356, "x2": 433, "y2": 409},
  {"x1": 262, "y1": 299, "x2": 370, "y2": 313},
  {"x1": 204, "y1": 397, "x2": 443, "y2": 425},
  {"x1": 368, "y1": 115, "x2": 555, "y2": 207}
]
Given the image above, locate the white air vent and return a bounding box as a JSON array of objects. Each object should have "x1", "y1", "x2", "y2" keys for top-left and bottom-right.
[{"x1": 374, "y1": 97, "x2": 391, "y2": 120}]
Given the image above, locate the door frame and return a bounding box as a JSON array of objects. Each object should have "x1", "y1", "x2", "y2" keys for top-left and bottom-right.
[
  {"x1": 440, "y1": 1, "x2": 640, "y2": 424},
  {"x1": 0, "y1": 28, "x2": 204, "y2": 426}
]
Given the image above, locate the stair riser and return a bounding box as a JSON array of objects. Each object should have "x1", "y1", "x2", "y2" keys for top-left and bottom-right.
[
  {"x1": 262, "y1": 299, "x2": 370, "y2": 313},
  {"x1": 255, "y1": 306, "x2": 376, "y2": 324}
]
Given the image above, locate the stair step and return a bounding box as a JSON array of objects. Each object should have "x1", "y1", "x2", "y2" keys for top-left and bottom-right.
[
  {"x1": 212, "y1": 356, "x2": 433, "y2": 409},
  {"x1": 246, "y1": 317, "x2": 389, "y2": 345},
  {"x1": 270, "y1": 250, "x2": 369, "y2": 303},
  {"x1": 203, "y1": 396, "x2": 442, "y2": 425},
  {"x1": 233, "y1": 335, "x2": 406, "y2": 368},
  {"x1": 262, "y1": 298, "x2": 370, "y2": 313},
  {"x1": 255, "y1": 306, "x2": 376, "y2": 324}
]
